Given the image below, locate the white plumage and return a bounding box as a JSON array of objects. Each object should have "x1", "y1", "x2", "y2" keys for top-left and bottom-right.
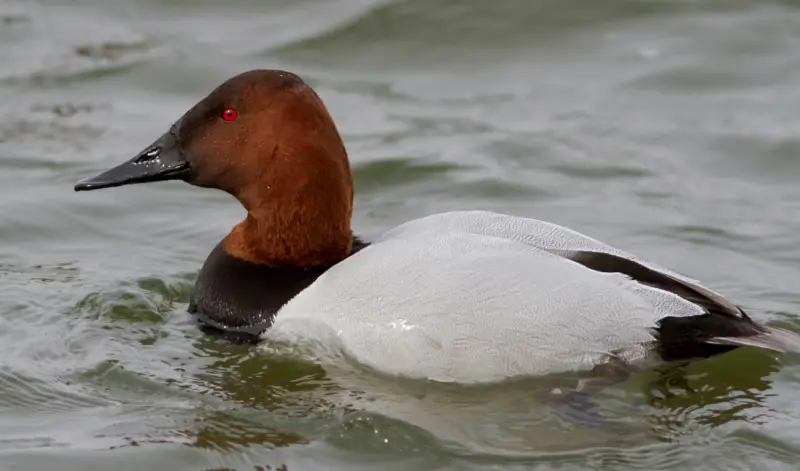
[{"x1": 265, "y1": 211, "x2": 786, "y2": 383}]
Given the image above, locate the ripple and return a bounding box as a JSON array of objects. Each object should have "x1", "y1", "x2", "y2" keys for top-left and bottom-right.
[
  {"x1": 326, "y1": 410, "x2": 443, "y2": 457},
  {"x1": 0, "y1": 119, "x2": 104, "y2": 151},
  {"x1": 29, "y1": 102, "x2": 110, "y2": 118},
  {"x1": 72, "y1": 275, "x2": 193, "y2": 325},
  {"x1": 629, "y1": 64, "x2": 765, "y2": 92},
  {"x1": 353, "y1": 158, "x2": 467, "y2": 193},
  {"x1": 548, "y1": 162, "x2": 652, "y2": 180},
  {"x1": 437, "y1": 179, "x2": 552, "y2": 201},
  {"x1": 22, "y1": 46, "x2": 153, "y2": 88},
  {"x1": 191, "y1": 411, "x2": 307, "y2": 452},
  {"x1": 702, "y1": 132, "x2": 800, "y2": 184},
  {"x1": 0, "y1": 262, "x2": 80, "y2": 285},
  {"x1": 0, "y1": 3, "x2": 158, "y2": 87},
  {"x1": 0, "y1": 370, "x2": 111, "y2": 413},
  {"x1": 667, "y1": 224, "x2": 757, "y2": 247},
  {"x1": 1, "y1": 14, "x2": 29, "y2": 26},
  {"x1": 73, "y1": 41, "x2": 149, "y2": 61},
  {"x1": 270, "y1": 0, "x2": 767, "y2": 68}
]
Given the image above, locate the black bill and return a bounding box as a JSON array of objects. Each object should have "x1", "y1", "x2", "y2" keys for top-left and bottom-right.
[{"x1": 74, "y1": 127, "x2": 190, "y2": 191}]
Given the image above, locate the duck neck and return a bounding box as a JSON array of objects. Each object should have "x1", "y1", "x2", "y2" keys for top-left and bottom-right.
[
  {"x1": 223, "y1": 192, "x2": 353, "y2": 268},
  {"x1": 220, "y1": 108, "x2": 355, "y2": 268}
]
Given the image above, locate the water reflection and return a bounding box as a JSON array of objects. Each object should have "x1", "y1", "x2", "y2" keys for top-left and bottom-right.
[
  {"x1": 181, "y1": 329, "x2": 785, "y2": 455},
  {"x1": 642, "y1": 349, "x2": 780, "y2": 439}
]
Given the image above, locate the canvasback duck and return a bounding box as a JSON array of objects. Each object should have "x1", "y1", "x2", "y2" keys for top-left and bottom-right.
[{"x1": 75, "y1": 69, "x2": 800, "y2": 385}]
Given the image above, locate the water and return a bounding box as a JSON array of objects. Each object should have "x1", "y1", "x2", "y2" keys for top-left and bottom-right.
[{"x1": 2, "y1": 0, "x2": 800, "y2": 469}]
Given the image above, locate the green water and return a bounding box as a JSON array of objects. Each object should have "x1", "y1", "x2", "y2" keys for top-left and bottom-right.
[{"x1": 2, "y1": 0, "x2": 800, "y2": 469}]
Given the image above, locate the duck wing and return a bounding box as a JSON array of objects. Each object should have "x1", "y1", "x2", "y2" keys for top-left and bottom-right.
[
  {"x1": 383, "y1": 210, "x2": 800, "y2": 353},
  {"x1": 566, "y1": 250, "x2": 800, "y2": 358}
]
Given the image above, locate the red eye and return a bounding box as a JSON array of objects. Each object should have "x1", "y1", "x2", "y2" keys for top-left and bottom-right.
[{"x1": 221, "y1": 108, "x2": 238, "y2": 121}]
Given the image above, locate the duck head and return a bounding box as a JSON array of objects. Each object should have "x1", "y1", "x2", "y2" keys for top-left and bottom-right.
[{"x1": 75, "y1": 69, "x2": 355, "y2": 267}]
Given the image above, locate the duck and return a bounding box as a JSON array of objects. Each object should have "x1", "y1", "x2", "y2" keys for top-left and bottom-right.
[{"x1": 74, "y1": 69, "x2": 800, "y2": 386}]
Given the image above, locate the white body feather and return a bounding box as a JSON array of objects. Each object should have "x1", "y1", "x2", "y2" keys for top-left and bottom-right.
[{"x1": 266, "y1": 211, "x2": 725, "y2": 383}]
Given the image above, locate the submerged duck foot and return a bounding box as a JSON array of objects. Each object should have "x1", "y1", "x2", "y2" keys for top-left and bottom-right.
[
  {"x1": 576, "y1": 356, "x2": 633, "y2": 394},
  {"x1": 544, "y1": 358, "x2": 643, "y2": 431},
  {"x1": 545, "y1": 387, "x2": 648, "y2": 433},
  {"x1": 546, "y1": 389, "x2": 610, "y2": 429}
]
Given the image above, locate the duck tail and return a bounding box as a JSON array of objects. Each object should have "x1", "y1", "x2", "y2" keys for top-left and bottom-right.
[{"x1": 707, "y1": 325, "x2": 800, "y2": 354}]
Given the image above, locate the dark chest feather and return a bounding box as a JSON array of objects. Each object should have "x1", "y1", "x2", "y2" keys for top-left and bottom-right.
[{"x1": 188, "y1": 238, "x2": 368, "y2": 343}]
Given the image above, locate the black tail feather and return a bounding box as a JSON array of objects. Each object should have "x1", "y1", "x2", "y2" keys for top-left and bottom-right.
[{"x1": 654, "y1": 314, "x2": 763, "y2": 362}]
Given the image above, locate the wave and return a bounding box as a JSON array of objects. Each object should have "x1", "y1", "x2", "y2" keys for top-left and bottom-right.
[{"x1": 268, "y1": 0, "x2": 772, "y2": 68}]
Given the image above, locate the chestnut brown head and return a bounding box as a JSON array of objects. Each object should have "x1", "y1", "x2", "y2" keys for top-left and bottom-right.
[{"x1": 76, "y1": 69, "x2": 355, "y2": 267}]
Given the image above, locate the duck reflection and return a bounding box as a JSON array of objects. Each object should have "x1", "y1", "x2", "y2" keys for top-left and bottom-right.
[{"x1": 180, "y1": 335, "x2": 782, "y2": 454}]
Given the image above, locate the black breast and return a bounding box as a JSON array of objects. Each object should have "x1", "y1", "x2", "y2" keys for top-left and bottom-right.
[{"x1": 188, "y1": 237, "x2": 369, "y2": 343}]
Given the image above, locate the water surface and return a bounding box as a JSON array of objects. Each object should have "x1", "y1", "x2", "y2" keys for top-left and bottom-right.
[{"x1": 2, "y1": 0, "x2": 800, "y2": 469}]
